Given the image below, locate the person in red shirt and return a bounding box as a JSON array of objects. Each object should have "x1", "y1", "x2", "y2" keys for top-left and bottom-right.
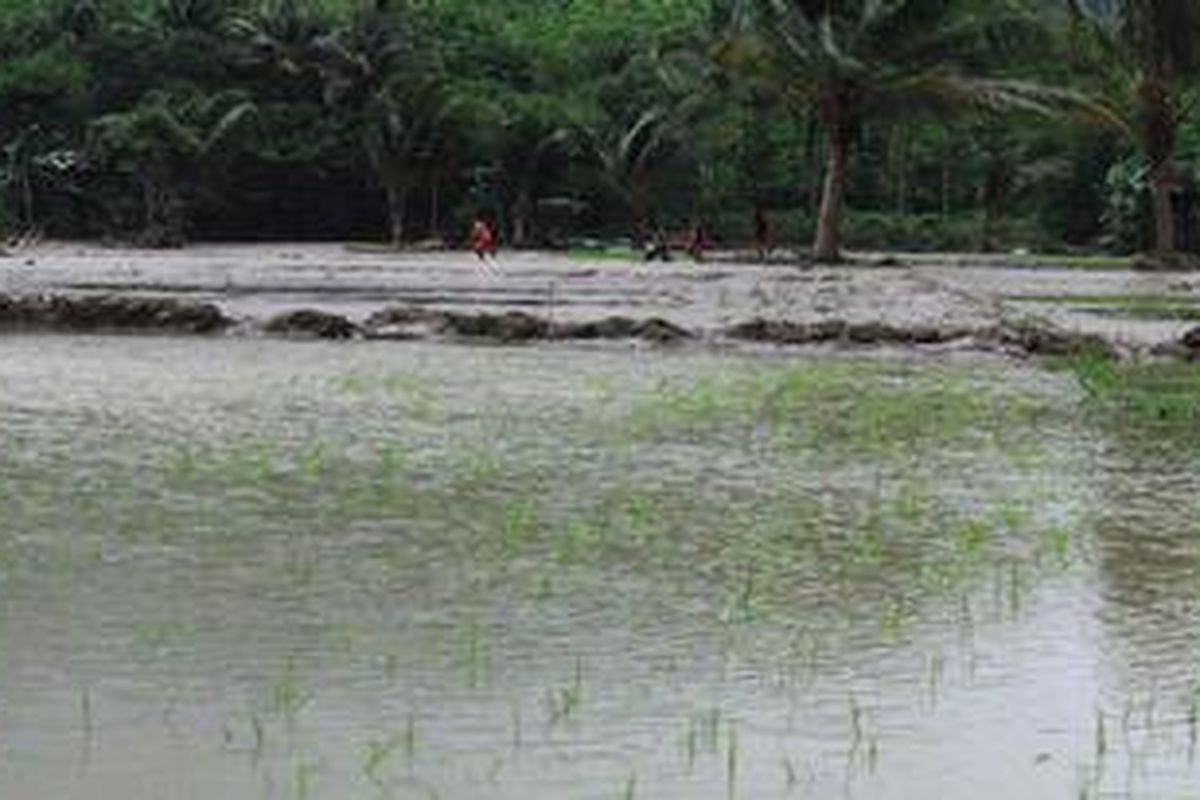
[{"x1": 470, "y1": 217, "x2": 497, "y2": 261}]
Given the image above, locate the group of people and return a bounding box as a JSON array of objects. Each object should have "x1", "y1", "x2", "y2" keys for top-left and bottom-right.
[
  {"x1": 642, "y1": 210, "x2": 772, "y2": 263},
  {"x1": 641, "y1": 222, "x2": 709, "y2": 263},
  {"x1": 466, "y1": 208, "x2": 775, "y2": 267}
]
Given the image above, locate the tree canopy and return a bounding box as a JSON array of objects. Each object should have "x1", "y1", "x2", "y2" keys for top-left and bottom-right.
[{"x1": 2, "y1": 0, "x2": 1200, "y2": 257}]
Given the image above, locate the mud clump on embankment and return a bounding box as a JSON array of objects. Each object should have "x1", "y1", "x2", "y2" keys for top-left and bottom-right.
[
  {"x1": 0, "y1": 293, "x2": 231, "y2": 333},
  {"x1": 363, "y1": 307, "x2": 692, "y2": 344},
  {"x1": 726, "y1": 316, "x2": 1124, "y2": 359},
  {"x1": 1151, "y1": 325, "x2": 1200, "y2": 360},
  {"x1": 262, "y1": 309, "x2": 361, "y2": 339},
  {"x1": 0, "y1": 292, "x2": 1172, "y2": 362},
  {"x1": 725, "y1": 318, "x2": 969, "y2": 346}
]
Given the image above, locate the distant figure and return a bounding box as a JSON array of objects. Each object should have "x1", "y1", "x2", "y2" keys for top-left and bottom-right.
[
  {"x1": 470, "y1": 217, "x2": 500, "y2": 277},
  {"x1": 643, "y1": 226, "x2": 671, "y2": 262},
  {"x1": 685, "y1": 221, "x2": 708, "y2": 263},
  {"x1": 753, "y1": 208, "x2": 772, "y2": 262},
  {"x1": 470, "y1": 217, "x2": 497, "y2": 260}
]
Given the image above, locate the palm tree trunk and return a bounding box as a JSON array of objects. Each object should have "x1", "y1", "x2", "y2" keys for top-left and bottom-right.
[
  {"x1": 430, "y1": 177, "x2": 440, "y2": 239},
  {"x1": 979, "y1": 159, "x2": 1010, "y2": 253},
  {"x1": 1150, "y1": 163, "x2": 1176, "y2": 254},
  {"x1": 512, "y1": 189, "x2": 532, "y2": 248},
  {"x1": 890, "y1": 129, "x2": 907, "y2": 215},
  {"x1": 941, "y1": 155, "x2": 952, "y2": 218},
  {"x1": 386, "y1": 185, "x2": 407, "y2": 249},
  {"x1": 806, "y1": 117, "x2": 822, "y2": 214},
  {"x1": 1141, "y1": 71, "x2": 1178, "y2": 254},
  {"x1": 814, "y1": 128, "x2": 851, "y2": 263},
  {"x1": 20, "y1": 169, "x2": 33, "y2": 229}
]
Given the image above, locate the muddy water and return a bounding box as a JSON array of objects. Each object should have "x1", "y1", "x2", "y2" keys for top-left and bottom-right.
[{"x1": 0, "y1": 337, "x2": 1195, "y2": 799}]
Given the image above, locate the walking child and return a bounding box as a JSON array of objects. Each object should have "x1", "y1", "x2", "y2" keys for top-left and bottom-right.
[{"x1": 470, "y1": 217, "x2": 499, "y2": 276}]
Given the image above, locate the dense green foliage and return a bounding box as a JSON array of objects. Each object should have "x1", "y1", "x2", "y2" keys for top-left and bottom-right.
[{"x1": 2, "y1": 0, "x2": 1200, "y2": 254}]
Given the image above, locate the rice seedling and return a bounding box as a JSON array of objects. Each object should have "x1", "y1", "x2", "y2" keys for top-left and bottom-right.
[
  {"x1": 363, "y1": 734, "x2": 406, "y2": 787},
  {"x1": 926, "y1": 651, "x2": 945, "y2": 708},
  {"x1": 957, "y1": 517, "x2": 991, "y2": 557},
  {"x1": 461, "y1": 617, "x2": 489, "y2": 689},
  {"x1": 300, "y1": 442, "x2": 328, "y2": 485},
  {"x1": 848, "y1": 696, "x2": 864, "y2": 753},
  {"x1": 79, "y1": 685, "x2": 95, "y2": 752},
  {"x1": 168, "y1": 442, "x2": 198, "y2": 483},
  {"x1": 725, "y1": 725, "x2": 739, "y2": 800},
  {"x1": 250, "y1": 713, "x2": 266, "y2": 763},
  {"x1": 334, "y1": 371, "x2": 372, "y2": 395},
  {"x1": 1069, "y1": 355, "x2": 1200, "y2": 431},
  {"x1": 502, "y1": 498, "x2": 539, "y2": 554},
  {"x1": 1040, "y1": 527, "x2": 1072, "y2": 569},
  {"x1": 782, "y1": 756, "x2": 799, "y2": 793},
  {"x1": 403, "y1": 714, "x2": 417, "y2": 763},
  {"x1": 376, "y1": 442, "x2": 404, "y2": 486},
  {"x1": 293, "y1": 759, "x2": 319, "y2": 800},
  {"x1": 269, "y1": 667, "x2": 312, "y2": 729},
  {"x1": 879, "y1": 597, "x2": 909, "y2": 640},
  {"x1": 1006, "y1": 560, "x2": 1023, "y2": 617},
  {"x1": 131, "y1": 620, "x2": 190, "y2": 661},
  {"x1": 696, "y1": 708, "x2": 723, "y2": 755},
  {"x1": 684, "y1": 721, "x2": 698, "y2": 771},
  {"x1": 545, "y1": 660, "x2": 585, "y2": 725},
  {"x1": 555, "y1": 516, "x2": 604, "y2": 565},
  {"x1": 1188, "y1": 690, "x2": 1198, "y2": 764},
  {"x1": 511, "y1": 703, "x2": 523, "y2": 750}
]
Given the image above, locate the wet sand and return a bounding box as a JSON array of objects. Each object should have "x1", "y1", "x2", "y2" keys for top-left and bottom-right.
[{"x1": 1, "y1": 242, "x2": 1196, "y2": 352}]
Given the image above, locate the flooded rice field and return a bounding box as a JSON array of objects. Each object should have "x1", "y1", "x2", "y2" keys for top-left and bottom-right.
[{"x1": 1, "y1": 334, "x2": 1198, "y2": 799}]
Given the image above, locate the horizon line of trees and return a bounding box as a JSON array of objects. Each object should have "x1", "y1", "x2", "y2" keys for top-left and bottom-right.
[{"x1": 3, "y1": 0, "x2": 1200, "y2": 262}]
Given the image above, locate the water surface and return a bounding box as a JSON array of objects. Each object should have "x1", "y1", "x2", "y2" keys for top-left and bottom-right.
[{"x1": 0, "y1": 336, "x2": 1194, "y2": 799}]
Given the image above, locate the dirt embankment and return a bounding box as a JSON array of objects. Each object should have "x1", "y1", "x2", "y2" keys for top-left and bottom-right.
[
  {"x1": 2, "y1": 291, "x2": 1180, "y2": 361},
  {"x1": 0, "y1": 294, "x2": 231, "y2": 334},
  {"x1": 5, "y1": 244, "x2": 1200, "y2": 360}
]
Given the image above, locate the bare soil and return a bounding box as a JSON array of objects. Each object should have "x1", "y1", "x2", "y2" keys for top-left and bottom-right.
[{"x1": 2, "y1": 243, "x2": 1197, "y2": 356}]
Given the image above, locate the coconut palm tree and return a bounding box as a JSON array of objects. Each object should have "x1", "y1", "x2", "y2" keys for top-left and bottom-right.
[
  {"x1": 482, "y1": 93, "x2": 576, "y2": 247},
  {"x1": 359, "y1": 75, "x2": 466, "y2": 247},
  {"x1": 730, "y1": 0, "x2": 1085, "y2": 262},
  {"x1": 89, "y1": 90, "x2": 256, "y2": 245},
  {"x1": 576, "y1": 47, "x2": 714, "y2": 242},
  {"x1": 308, "y1": 4, "x2": 471, "y2": 247},
  {"x1": 226, "y1": 0, "x2": 331, "y2": 82},
  {"x1": 1067, "y1": 0, "x2": 1200, "y2": 257}
]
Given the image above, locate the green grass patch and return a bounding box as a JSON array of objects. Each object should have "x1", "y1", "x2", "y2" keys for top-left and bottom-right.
[
  {"x1": 1085, "y1": 305, "x2": 1200, "y2": 322},
  {"x1": 566, "y1": 246, "x2": 640, "y2": 261},
  {"x1": 1014, "y1": 254, "x2": 1132, "y2": 270},
  {"x1": 625, "y1": 362, "x2": 1042, "y2": 456},
  {"x1": 1004, "y1": 293, "x2": 1193, "y2": 306},
  {"x1": 1068, "y1": 352, "x2": 1200, "y2": 428},
  {"x1": 1006, "y1": 292, "x2": 1200, "y2": 321}
]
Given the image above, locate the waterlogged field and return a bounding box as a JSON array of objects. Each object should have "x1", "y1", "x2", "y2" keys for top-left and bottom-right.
[{"x1": 0, "y1": 337, "x2": 1197, "y2": 799}]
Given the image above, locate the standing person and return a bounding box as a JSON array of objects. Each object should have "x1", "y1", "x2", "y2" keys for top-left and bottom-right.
[
  {"x1": 643, "y1": 225, "x2": 671, "y2": 262},
  {"x1": 754, "y1": 207, "x2": 772, "y2": 262},
  {"x1": 685, "y1": 220, "x2": 708, "y2": 263},
  {"x1": 470, "y1": 216, "x2": 499, "y2": 275},
  {"x1": 470, "y1": 217, "x2": 497, "y2": 259}
]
